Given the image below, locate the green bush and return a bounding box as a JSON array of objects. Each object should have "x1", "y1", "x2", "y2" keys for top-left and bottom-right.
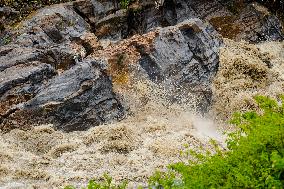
[
  {"x1": 119, "y1": 0, "x2": 130, "y2": 9},
  {"x1": 64, "y1": 174, "x2": 128, "y2": 189},
  {"x1": 65, "y1": 95, "x2": 284, "y2": 189},
  {"x1": 149, "y1": 95, "x2": 284, "y2": 189},
  {"x1": 119, "y1": 0, "x2": 135, "y2": 9}
]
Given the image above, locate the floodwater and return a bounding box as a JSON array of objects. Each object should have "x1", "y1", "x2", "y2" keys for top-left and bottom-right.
[{"x1": 0, "y1": 40, "x2": 283, "y2": 188}]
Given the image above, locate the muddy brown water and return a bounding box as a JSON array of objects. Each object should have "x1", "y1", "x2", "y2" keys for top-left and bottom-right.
[{"x1": 0, "y1": 40, "x2": 283, "y2": 189}]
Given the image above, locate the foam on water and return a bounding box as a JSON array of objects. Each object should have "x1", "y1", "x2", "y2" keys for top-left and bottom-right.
[{"x1": 0, "y1": 40, "x2": 283, "y2": 188}]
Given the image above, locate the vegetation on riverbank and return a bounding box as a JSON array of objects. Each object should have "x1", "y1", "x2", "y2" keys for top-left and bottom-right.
[{"x1": 65, "y1": 95, "x2": 284, "y2": 188}]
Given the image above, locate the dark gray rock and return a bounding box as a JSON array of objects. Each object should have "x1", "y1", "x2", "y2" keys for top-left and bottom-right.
[
  {"x1": 73, "y1": 0, "x2": 121, "y2": 37},
  {"x1": 234, "y1": 3, "x2": 284, "y2": 42},
  {"x1": 0, "y1": 62, "x2": 55, "y2": 96},
  {"x1": 71, "y1": 0, "x2": 283, "y2": 42},
  {"x1": 1, "y1": 0, "x2": 282, "y2": 132},
  {"x1": 1, "y1": 60, "x2": 123, "y2": 132},
  {"x1": 0, "y1": 45, "x2": 48, "y2": 71},
  {"x1": 174, "y1": 0, "x2": 284, "y2": 42},
  {"x1": 175, "y1": 0, "x2": 231, "y2": 22},
  {"x1": 138, "y1": 19, "x2": 223, "y2": 112},
  {"x1": 0, "y1": 4, "x2": 124, "y2": 132},
  {"x1": 73, "y1": 0, "x2": 120, "y2": 23},
  {"x1": 13, "y1": 4, "x2": 90, "y2": 48},
  {"x1": 71, "y1": 0, "x2": 178, "y2": 40},
  {"x1": 95, "y1": 9, "x2": 128, "y2": 40}
]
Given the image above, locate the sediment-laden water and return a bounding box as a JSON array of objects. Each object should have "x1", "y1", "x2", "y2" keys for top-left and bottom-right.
[{"x1": 0, "y1": 40, "x2": 283, "y2": 189}]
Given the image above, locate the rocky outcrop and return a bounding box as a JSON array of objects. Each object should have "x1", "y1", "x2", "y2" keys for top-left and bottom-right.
[
  {"x1": 138, "y1": 19, "x2": 222, "y2": 111},
  {"x1": 0, "y1": 1, "x2": 222, "y2": 131},
  {"x1": 0, "y1": 0, "x2": 283, "y2": 132},
  {"x1": 171, "y1": 0, "x2": 284, "y2": 42},
  {"x1": 90, "y1": 18, "x2": 223, "y2": 112},
  {"x1": 70, "y1": 0, "x2": 283, "y2": 42},
  {"x1": 1, "y1": 0, "x2": 283, "y2": 43},
  {"x1": 1, "y1": 60, "x2": 124, "y2": 132},
  {"x1": 0, "y1": 4, "x2": 124, "y2": 132},
  {"x1": 206, "y1": 2, "x2": 284, "y2": 42}
]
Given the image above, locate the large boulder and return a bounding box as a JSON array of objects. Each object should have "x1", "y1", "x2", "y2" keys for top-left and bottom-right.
[
  {"x1": 138, "y1": 19, "x2": 222, "y2": 111},
  {"x1": 0, "y1": 4, "x2": 124, "y2": 132},
  {"x1": 2, "y1": 0, "x2": 281, "y2": 133},
  {"x1": 13, "y1": 4, "x2": 90, "y2": 47},
  {"x1": 0, "y1": 60, "x2": 123, "y2": 132},
  {"x1": 91, "y1": 18, "x2": 223, "y2": 112}
]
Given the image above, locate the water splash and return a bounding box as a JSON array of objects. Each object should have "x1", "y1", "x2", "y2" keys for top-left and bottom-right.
[{"x1": 1, "y1": 40, "x2": 283, "y2": 188}]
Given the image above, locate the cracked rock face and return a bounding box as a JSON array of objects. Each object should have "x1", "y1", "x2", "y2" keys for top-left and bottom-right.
[
  {"x1": 1, "y1": 60, "x2": 124, "y2": 132},
  {"x1": 0, "y1": 2, "x2": 222, "y2": 132},
  {"x1": 0, "y1": 5, "x2": 124, "y2": 132},
  {"x1": 0, "y1": 0, "x2": 283, "y2": 132},
  {"x1": 137, "y1": 19, "x2": 222, "y2": 112},
  {"x1": 71, "y1": 0, "x2": 283, "y2": 42}
]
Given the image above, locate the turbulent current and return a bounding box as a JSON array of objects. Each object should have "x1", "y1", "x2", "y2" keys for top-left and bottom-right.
[{"x1": 0, "y1": 40, "x2": 283, "y2": 188}]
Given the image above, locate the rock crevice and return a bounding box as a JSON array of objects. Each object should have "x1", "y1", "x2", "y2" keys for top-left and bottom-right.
[{"x1": 0, "y1": 0, "x2": 283, "y2": 131}]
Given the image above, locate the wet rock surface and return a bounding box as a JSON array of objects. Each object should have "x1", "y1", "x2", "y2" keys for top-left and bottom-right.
[
  {"x1": 207, "y1": 2, "x2": 284, "y2": 42},
  {"x1": 1, "y1": 60, "x2": 124, "y2": 132},
  {"x1": 0, "y1": 0, "x2": 283, "y2": 132},
  {"x1": 0, "y1": 1, "x2": 283, "y2": 188},
  {"x1": 1, "y1": 0, "x2": 284, "y2": 43},
  {"x1": 0, "y1": 4, "x2": 124, "y2": 132},
  {"x1": 61, "y1": 0, "x2": 284, "y2": 42},
  {"x1": 138, "y1": 19, "x2": 222, "y2": 111}
]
